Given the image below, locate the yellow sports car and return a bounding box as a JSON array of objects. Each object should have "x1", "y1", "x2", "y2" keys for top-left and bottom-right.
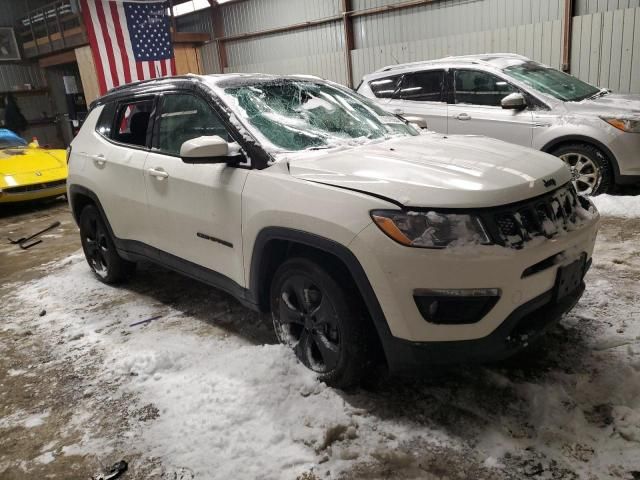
[{"x1": 0, "y1": 129, "x2": 67, "y2": 204}]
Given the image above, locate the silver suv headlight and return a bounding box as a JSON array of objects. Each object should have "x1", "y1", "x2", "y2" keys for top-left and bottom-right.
[
  {"x1": 601, "y1": 116, "x2": 640, "y2": 133},
  {"x1": 371, "y1": 210, "x2": 491, "y2": 248}
]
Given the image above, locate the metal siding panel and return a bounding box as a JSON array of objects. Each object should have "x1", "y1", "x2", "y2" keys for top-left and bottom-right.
[
  {"x1": 588, "y1": 13, "x2": 603, "y2": 85},
  {"x1": 551, "y1": 20, "x2": 562, "y2": 68},
  {"x1": 579, "y1": 14, "x2": 593, "y2": 81},
  {"x1": 632, "y1": 8, "x2": 640, "y2": 92},
  {"x1": 599, "y1": 10, "x2": 614, "y2": 85},
  {"x1": 542, "y1": 21, "x2": 553, "y2": 65},
  {"x1": 571, "y1": 16, "x2": 583, "y2": 78},
  {"x1": 533, "y1": 21, "x2": 543, "y2": 62},
  {"x1": 609, "y1": 8, "x2": 625, "y2": 90},
  {"x1": 619, "y1": 7, "x2": 636, "y2": 92}
]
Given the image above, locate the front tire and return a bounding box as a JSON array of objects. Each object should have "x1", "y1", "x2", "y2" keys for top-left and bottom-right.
[
  {"x1": 552, "y1": 143, "x2": 612, "y2": 195},
  {"x1": 79, "y1": 204, "x2": 135, "y2": 284},
  {"x1": 270, "y1": 257, "x2": 374, "y2": 389}
]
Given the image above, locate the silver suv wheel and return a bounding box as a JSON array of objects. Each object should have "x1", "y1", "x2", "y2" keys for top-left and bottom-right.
[{"x1": 558, "y1": 152, "x2": 602, "y2": 195}]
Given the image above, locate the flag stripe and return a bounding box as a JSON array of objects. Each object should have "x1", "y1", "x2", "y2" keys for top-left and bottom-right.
[
  {"x1": 109, "y1": 2, "x2": 131, "y2": 84},
  {"x1": 81, "y1": 0, "x2": 108, "y2": 93},
  {"x1": 103, "y1": 3, "x2": 126, "y2": 86},
  {"x1": 94, "y1": 0, "x2": 119, "y2": 90},
  {"x1": 82, "y1": 0, "x2": 175, "y2": 95}
]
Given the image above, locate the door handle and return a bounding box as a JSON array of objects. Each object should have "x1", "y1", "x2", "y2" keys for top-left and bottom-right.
[
  {"x1": 148, "y1": 167, "x2": 169, "y2": 180},
  {"x1": 455, "y1": 113, "x2": 471, "y2": 121},
  {"x1": 91, "y1": 154, "x2": 106, "y2": 167}
]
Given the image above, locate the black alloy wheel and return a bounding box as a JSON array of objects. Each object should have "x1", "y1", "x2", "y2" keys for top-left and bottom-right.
[
  {"x1": 79, "y1": 205, "x2": 135, "y2": 284},
  {"x1": 270, "y1": 257, "x2": 375, "y2": 388}
]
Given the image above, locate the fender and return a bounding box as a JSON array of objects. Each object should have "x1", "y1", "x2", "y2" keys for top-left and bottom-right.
[
  {"x1": 540, "y1": 135, "x2": 621, "y2": 180},
  {"x1": 249, "y1": 227, "x2": 394, "y2": 355}
]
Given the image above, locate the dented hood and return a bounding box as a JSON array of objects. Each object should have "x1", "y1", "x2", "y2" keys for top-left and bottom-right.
[{"x1": 287, "y1": 134, "x2": 571, "y2": 208}]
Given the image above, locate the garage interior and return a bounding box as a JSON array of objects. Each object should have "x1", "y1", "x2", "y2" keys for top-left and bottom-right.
[{"x1": 1, "y1": 0, "x2": 640, "y2": 479}]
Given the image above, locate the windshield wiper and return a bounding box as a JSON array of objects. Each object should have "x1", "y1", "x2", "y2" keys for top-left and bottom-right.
[{"x1": 588, "y1": 88, "x2": 610, "y2": 100}]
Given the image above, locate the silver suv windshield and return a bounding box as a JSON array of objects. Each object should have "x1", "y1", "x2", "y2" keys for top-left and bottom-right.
[
  {"x1": 222, "y1": 80, "x2": 418, "y2": 152},
  {"x1": 504, "y1": 61, "x2": 601, "y2": 102}
]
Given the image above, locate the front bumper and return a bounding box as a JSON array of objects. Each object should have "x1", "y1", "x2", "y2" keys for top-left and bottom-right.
[
  {"x1": 608, "y1": 130, "x2": 640, "y2": 180},
  {"x1": 381, "y1": 280, "x2": 585, "y2": 374},
  {"x1": 0, "y1": 182, "x2": 66, "y2": 203},
  {"x1": 348, "y1": 207, "x2": 599, "y2": 372}
]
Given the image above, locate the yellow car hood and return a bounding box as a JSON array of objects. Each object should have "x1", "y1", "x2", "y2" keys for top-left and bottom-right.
[{"x1": 0, "y1": 147, "x2": 67, "y2": 176}]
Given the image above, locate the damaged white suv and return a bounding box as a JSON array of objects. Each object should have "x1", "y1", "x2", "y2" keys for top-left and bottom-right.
[{"x1": 68, "y1": 74, "x2": 600, "y2": 388}]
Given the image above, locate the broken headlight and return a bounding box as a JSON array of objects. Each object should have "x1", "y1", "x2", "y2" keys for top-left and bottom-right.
[{"x1": 371, "y1": 210, "x2": 492, "y2": 248}]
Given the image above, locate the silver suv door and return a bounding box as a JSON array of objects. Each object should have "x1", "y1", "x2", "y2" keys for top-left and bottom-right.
[
  {"x1": 447, "y1": 69, "x2": 533, "y2": 147},
  {"x1": 367, "y1": 70, "x2": 448, "y2": 132},
  {"x1": 386, "y1": 69, "x2": 448, "y2": 133}
]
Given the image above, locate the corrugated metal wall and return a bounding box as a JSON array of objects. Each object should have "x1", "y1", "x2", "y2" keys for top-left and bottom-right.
[
  {"x1": 575, "y1": 0, "x2": 640, "y2": 15},
  {"x1": 352, "y1": 0, "x2": 564, "y2": 48},
  {"x1": 222, "y1": 0, "x2": 340, "y2": 35},
  {"x1": 351, "y1": 20, "x2": 563, "y2": 83},
  {"x1": 571, "y1": 6, "x2": 640, "y2": 92},
  {"x1": 224, "y1": 21, "x2": 347, "y2": 83},
  {"x1": 176, "y1": 10, "x2": 215, "y2": 33},
  {"x1": 197, "y1": 0, "x2": 639, "y2": 93}
]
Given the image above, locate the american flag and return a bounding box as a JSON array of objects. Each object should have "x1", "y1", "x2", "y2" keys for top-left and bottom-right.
[{"x1": 81, "y1": 0, "x2": 177, "y2": 95}]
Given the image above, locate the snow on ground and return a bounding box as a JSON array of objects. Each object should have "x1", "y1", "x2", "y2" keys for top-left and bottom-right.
[
  {"x1": 3, "y1": 255, "x2": 454, "y2": 479},
  {"x1": 592, "y1": 194, "x2": 640, "y2": 218},
  {"x1": 3, "y1": 200, "x2": 640, "y2": 479}
]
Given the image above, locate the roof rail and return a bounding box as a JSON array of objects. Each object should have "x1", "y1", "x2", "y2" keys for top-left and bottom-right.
[{"x1": 374, "y1": 53, "x2": 531, "y2": 74}]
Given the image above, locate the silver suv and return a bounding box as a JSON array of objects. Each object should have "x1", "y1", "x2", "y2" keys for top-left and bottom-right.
[{"x1": 358, "y1": 54, "x2": 640, "y2": 195}]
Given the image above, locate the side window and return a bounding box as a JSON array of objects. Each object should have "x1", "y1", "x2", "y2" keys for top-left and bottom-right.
[
  {"x1": 112, "y1": 99, "x2": 154, "y2": 147},
  {"x1": 454, "y1": 70, "x2": 518, "y2": 107},
  {"x1": 368, "y1": 75, "x2": 402, "y2": 99},
  {"x1": 397, "y1": 70, "x2": 444, "y2": 102},
  {"x1": 155, "y1": 94, "x2": 231, "y2": 156},
  {"x1": 95, "y1": 102, "x2": 116, "y2": 138}
]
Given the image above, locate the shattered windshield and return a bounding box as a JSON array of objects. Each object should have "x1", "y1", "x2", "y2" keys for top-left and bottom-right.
[
  {"x1": 223, "y1": 80, "x2": 418, "y2": 152},
  {"x1": 504, "y1": 61, "x2": 600, "y2": 102}
]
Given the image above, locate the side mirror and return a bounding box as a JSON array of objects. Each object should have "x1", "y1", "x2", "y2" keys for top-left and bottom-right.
[
  {"x1": 180, "y1": 135, "x2": 229, "y2": 164},
  {"x1": 401, "y1": 115, "x2": 428, "y2": 129},
  {"x1": 501, "y1": 92, "x2": 527, "y2": 110}
]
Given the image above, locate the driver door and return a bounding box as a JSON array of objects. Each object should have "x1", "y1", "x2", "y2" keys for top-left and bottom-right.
[
  {"x1": 447, "y1": 69, "x2": 534, "y2": 147},
  {"x1": 143, "y1": 92, "x2": 249, "y2": 285}
]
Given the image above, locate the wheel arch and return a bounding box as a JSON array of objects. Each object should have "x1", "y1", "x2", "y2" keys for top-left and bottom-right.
[
  {"x1": 249, "y1": 227, "x2": 392, "y2": 360},
  {"x1": 68, "y1": 185, "x2": 118, "y2": 237},
  {"x1": 541, "y1": 135, "x2": 621, "y2": 181}
]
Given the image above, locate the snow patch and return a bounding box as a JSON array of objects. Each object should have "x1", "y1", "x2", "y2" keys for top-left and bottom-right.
[{"x1": 592, "y1": 195, "x2": 640, "y2": 218}]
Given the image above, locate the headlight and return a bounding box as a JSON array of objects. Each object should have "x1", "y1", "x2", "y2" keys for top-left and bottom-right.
[
  {"x1": 371, "y1": 210, "x2": 491, "y2": 248},
  {"x1": 601, "y1": 117, "x2": 640, "y2": 133}
]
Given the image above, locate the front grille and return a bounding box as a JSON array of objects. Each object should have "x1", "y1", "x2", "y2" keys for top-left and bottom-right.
[
  {"x1": 4, "y1": 179, "x2": 66, "y2": 194},
  {"x1": 486, "y1": 184, "x2": 587, "y2": 249}
]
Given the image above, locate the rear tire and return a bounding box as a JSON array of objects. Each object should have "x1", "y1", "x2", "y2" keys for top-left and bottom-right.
[
  {"x1": 552, "y1": 143, "x2": 612, "y2": 195},
  {"x1": 270, "y1": 257, "x2": 375, "y2": 389},
  {"x1": 79, "y1": 204, "x2": 135, "y2": 284}
]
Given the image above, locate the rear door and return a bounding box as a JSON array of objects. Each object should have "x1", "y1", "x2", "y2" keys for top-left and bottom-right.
[
  {"x1": 447, "y1": 69, "x2": 533, "y2": 146},
  {"x1": 386, "y1": 69, "x2": 448, "y2": 132},
  {"x1": 77, "y1": 98, "x2": 154, "y2": 244},
  {"x1": 143, "y1": 91, "x2": 249, "y2": 286}
]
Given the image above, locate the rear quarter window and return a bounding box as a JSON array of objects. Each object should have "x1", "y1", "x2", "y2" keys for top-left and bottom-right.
[{"x1": 95, "y1": 102, "x2": 117, "y2": 138}]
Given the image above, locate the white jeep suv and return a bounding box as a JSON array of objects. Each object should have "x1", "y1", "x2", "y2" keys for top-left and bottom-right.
[
  {"x1": 358, "y1": 54, "x2": 640, "y2": 195},
  {"x1": 68, "y1": 74, "x2": 600, "y2": 388}
]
